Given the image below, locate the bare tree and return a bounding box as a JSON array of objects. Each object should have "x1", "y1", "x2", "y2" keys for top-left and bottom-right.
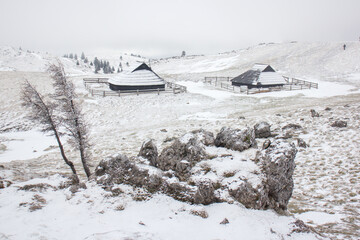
[
  {"x1": 21, "y1": 80, "x2": 79, "y2": 182},
  {"x1": 48, "y1": 62, "x2": 92, "y2": 179}
]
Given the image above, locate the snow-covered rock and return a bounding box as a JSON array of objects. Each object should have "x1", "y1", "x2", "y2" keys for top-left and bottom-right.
[
  {"x1": 138, "y1": 139, "x2": 158, "y2": 167},
  {"x1": 331, "y1": 120, "x2": 347, "y2": 128},
  {"x1": 257, "y1": 140, "x2": 297, "y2": 211},
  {"x1": 94, "y1": 130, "x2": 298, "y2": 213},
  {"x1": 157, "y1": 134, "x2": 208, "y2": 180},
  {"x1": 214, "y1": 127, "x2": 257, "y2": 151},
  {"x1": 254, "y1": 121, "x2": 271, "y2": 138}
]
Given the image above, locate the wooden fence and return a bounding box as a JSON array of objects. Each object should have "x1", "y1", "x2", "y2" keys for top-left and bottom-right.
[
  {"x1": 83, "y1": 78, "x2": 186, "y2": 97},
  {"x1": 290, "y1": 78, "x2": 318, "y2": 89},
  {"x1": 204, "y1": 76, "x2": 318, "y2": 94}
]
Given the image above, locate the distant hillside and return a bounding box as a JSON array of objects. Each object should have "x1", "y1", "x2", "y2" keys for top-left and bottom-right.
[
  {"x1": 153, "y1": 42, "x2": 360, "y2": 85},
  {"x1": 0, "y1": 46, "x2": 149, "y2": 75},
  {"x1": 2, "y1": 42, "x2": 360, "y2": 85}
]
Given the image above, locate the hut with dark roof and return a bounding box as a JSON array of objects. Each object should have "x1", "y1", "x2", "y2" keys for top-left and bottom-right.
[
  {"x1": 108, "y1": 63, "x2": 165, "y2": 91},
  {"x1": 231, "y1": 64, "x2": 286, "y2": 89}
]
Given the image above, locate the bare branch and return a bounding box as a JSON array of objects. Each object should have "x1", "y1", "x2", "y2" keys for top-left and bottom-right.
[
  {"x1": 47, "y1": 61, "x2": 92, "y2": 179},
  {"x1": 21, "y1": 80, "x2": 79, "y2": 182}
]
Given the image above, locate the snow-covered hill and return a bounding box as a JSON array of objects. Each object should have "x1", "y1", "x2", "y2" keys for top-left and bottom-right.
[
  {"x1": 2, "y1": 42, "x2": 360, "y2": 85},
  {"x1": 1, "y1": 42, "x2": 360, "y2": 239},
  {"x1": 0, "y1": 46, "x2": 149, "y2": 76},
  {"x1": 153, "y1": 42, "x2": 360, "y2": 86}
]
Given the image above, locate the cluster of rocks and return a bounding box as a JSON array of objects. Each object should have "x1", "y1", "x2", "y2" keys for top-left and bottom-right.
[
  {"x1": 311, "y1": 108, "x2": 349, "y2": 128},
  {"x1": 94, "y1": 122, "x2": 298, "y2": 213}
]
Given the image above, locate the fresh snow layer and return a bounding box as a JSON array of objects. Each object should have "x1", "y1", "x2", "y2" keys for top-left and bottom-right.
[
  {"x1": 0, "y1": 130, "x2": 57, "y2": 162},
  {"x1": 108, "y1": 69, "x2": 165, "y2": 86},
  {"x1": 179, "y1": 81, "x2": 236, "y2": 101},
  {"x1": 296, "y1": 211, "x2": 345, "y2": 226},
  {"x1": 0, "y1": 176, "x2": 320, "y2": 240}
]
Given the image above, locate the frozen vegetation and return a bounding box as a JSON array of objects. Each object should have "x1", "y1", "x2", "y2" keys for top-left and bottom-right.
[{"x1": 0, "y1": 42, "x2": 360, "y2": 239}]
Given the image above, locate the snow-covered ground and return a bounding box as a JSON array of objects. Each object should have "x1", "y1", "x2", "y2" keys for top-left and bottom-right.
[{"x1": 0, "y1": 42, "x2": 360, "y2": 239}]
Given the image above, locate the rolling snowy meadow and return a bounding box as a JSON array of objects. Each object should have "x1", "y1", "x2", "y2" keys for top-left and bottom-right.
[{"x1": 0, "y1": 42, "x2": 359, "y2": 239}]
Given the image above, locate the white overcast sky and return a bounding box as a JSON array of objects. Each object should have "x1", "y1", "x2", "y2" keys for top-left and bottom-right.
[{"x1": 0, "y1": 0, "x2": 359, "y2": 57}]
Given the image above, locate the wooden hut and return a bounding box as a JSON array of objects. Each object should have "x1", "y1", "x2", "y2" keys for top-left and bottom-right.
[
  {"x1": 108, "y1": 63, "x2": 165, "y2": 91},
  {"x1": 231, "y1": 64, "x2": 286, "y2": 89}
]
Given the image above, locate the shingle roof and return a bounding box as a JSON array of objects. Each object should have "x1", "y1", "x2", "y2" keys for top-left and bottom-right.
[
  {"x1": 108, "y1": 63, "x2": 165, "y2": 86},
  {"x1": 231, "y1": 64, "x2": 285, "y2": 86},
  {"x1": 231, "y1": 70, "x2": 260, "y2": 85}
]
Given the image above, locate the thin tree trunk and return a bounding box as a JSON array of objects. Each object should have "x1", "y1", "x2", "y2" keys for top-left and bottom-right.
[
  {"x1": 70, "y1": 99, "x2": 91, "y2": 179},
  {"x1": 22, "y1": 81, "x2": 79, "y2": 182},
  {"x1": 53, "y1": 127, "x2": 79, "y2": 183}
]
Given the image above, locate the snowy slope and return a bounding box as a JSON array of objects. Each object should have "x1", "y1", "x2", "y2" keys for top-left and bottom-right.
[
  {"x1": 0, "y1": 46, "x2": 148, "y2": 76},
  {"x1": 153, "y1": 42, "x2": 360, "y2": 85},
  {"x1": 0, "y1": 46, "x2": 53, "y2": 72},
  {"x1": 0, "y1": 46, "x2": 93, "y2": 74},
  {"x1": 1, "y1": 42, "x2": 360, "y2": 239}
]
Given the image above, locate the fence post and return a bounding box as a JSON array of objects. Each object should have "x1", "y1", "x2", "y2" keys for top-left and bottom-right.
[
  {"x1": 118, "y1": 91, "x2": 120, "y2": 97},
  {"x1": 103, "y1": 91, "x2": 105, "y2": 97},
  {"x1": 157, "y1": 88, "x2": 159, "y2": 95},
  {"x1": 137, "y1": 89, "x2": 139, "y2": 96}
]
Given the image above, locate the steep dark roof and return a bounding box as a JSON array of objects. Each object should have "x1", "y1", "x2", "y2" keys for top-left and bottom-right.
[
  {"x1": 262, "y1": 65, "x2": 275, "y2": 72},
  {"x1": 231, "y1": 70, "x2": 261, "y2": 85},
  {"x1": 132, "y1": 63, "x2": 153, "y2": 72}
]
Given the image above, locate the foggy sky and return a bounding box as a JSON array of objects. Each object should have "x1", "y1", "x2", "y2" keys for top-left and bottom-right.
[{"x1": 1, "y1": 0, "x2": 359, "y2": 58}]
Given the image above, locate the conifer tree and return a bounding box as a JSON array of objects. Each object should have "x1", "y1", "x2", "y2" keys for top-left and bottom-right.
[
  {"x1": 81, "y1": 52, "x2": 85, "y2": 60},
  {"x1": 48, "y1": 62, "x2": 92, "y2": 179}
]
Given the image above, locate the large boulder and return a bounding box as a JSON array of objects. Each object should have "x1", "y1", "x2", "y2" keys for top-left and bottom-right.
[
  {"x1": 162, "y1": 179, "x2": 218, "y2": 205},
  {"x1": 193, "y1": 180, "x2": 217, "y2": 205},
  {"x1": 254, "y1": 122, "x2": 271, "y2": 138},
  {"x1": 331, "y1": 120, "x2": 347, "y2": 128},
  {"x1": 191, "y1": 129, "x2": 215, "y2": 146},
  {"x1": 156, "y1": 134, "x2": 208, "y2": 180},
  {"x1": 310, "y1": 109, "x2": 320, "y2": 117},
  {"x1": 214, "y1": 127, "x2": 257, "y2": 151},
  {"x1": 94, "y1": 154, "x2": 163, "y2": 193},
  {"x1": 138, "y1": 139, "x2": 158, "y2": 166},
  {"x1": 229, "y1": 181, "x2": 267, "y2": 209},
  {"x1": 257, "y1": 140, "x2": 297, "y2": 211}
]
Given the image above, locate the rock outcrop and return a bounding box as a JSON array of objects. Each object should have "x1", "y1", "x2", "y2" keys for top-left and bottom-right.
[
  {"x1": 190, "y1": 129, "x2": 215, "y2": 146},
  {"x1": 214, "y1": 127, "x2": 257, "y2": 151},
  {"x1": 138, "y1": 139, "x2": 158, "y2": 167},
  {"x1": 310, "y1": 109, "x2": 320, "y2": 117},
  {"x1": 94, "y1": 129, "x2": 297, "y2": 212},
  {"x1": 257, "y1": 140, "x2": 297, "y2": 211},
  {"x1": 95, "y1": 154, "x2": 163, "y2": 193},
  {"x1": 254, "y1": 122, "x2": 271, "y2": 138},
  {"x1": 297, "y1": 138, "x2": 308, "y2": 148},
  {"x1": 331, "y1": 120, "x2": 347, "y2": 128},
  {"x1": 156, "y1": 134, "x2": 208, "y2": 180}
]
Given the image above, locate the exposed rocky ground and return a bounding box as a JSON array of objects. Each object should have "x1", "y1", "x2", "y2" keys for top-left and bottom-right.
[{"x1": 94, "y1": 127, "x2": 297, "y2": 213}]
